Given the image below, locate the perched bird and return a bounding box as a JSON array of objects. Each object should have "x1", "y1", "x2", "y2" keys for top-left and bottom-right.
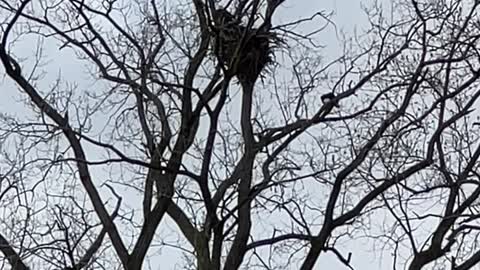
[{"x1": 321, "y1": 92, "x2": 340, "y2": 107}]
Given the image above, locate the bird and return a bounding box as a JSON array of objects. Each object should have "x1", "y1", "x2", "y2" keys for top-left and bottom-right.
[{"x1": 321, "y1": 92, "x2": 340, "y2": 107}]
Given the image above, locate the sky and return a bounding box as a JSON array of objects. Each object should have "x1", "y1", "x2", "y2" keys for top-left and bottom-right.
[
  {"x1": 272, "y1": 3, "x2": 392, "y2": 269},
  {"x1": 0, "y1": 0, "x2": 406, "y2": 269}
]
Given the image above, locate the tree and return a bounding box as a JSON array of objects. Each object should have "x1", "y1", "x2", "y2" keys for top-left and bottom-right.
[{"x1": 1, "y1": 0, "x2": 480, "y2": 269}]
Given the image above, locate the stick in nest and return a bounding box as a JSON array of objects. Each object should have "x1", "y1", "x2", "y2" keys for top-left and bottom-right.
[{"x1": 211, "y1": 9, "x2": 281, "y2": 84}]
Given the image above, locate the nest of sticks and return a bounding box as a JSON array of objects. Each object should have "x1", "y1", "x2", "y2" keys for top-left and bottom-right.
[{"x1": 211, "y1": 9, "x2": 279, "y2": 84}]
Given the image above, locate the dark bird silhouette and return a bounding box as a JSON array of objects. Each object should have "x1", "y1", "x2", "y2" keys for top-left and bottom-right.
[{"x1": 321, "y1": 93, "x2": 340, "y2": 108}]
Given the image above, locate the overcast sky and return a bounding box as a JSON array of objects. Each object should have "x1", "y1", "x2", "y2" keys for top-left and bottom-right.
[{"x1": 0, "y1": 1, "x2": 403, "y2": 269}]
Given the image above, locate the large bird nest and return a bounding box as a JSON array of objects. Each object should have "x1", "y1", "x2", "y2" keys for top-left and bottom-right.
[{"x1": 211, "y1": 9, "x2": 279, "y2": 84}]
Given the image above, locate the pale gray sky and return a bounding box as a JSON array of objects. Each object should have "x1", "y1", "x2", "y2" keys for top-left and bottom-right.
[{"x1": 0, "y1": 1, "x2": 405, "y2": 270}]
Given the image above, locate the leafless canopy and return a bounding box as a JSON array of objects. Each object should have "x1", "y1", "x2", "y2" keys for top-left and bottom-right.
[{"x1": 2, "y1": 0, "x2": 480, "y2": 270}]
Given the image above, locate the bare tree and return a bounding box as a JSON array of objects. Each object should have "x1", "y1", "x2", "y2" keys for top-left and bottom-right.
[{"x1": 2, "y1": 0, "x2": 480, "y2": 269}]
